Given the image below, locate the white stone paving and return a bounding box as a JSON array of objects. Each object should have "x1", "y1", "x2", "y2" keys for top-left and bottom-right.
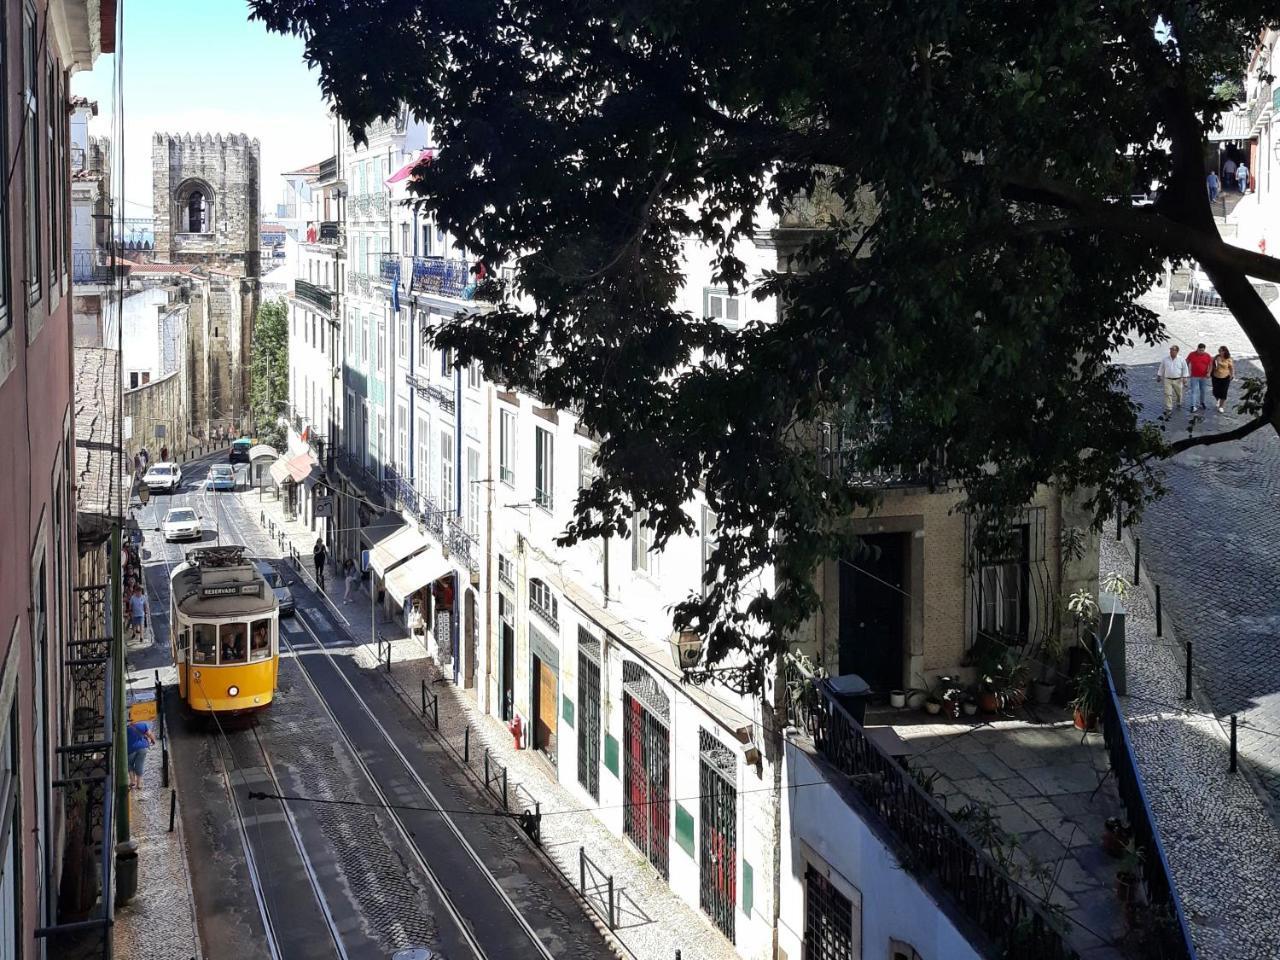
[{"x1": 1101, "y1": 535, "x2": 1280, "y2": 960}]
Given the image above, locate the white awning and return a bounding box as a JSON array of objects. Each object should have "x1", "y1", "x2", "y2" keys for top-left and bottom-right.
[
  {"x1": 370, "y1": 526, "x2": 431, "y2": 577},
  {"x1": 385, "y1": 549, "x2": 453, "y2": 607},
  {"x1": 268, "y1": 458, "x2": 293, "y2": 486}
]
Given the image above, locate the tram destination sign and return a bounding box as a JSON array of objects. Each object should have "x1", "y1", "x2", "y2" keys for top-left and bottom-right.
[{"x1": 200, "y1": 582, "x2": 263, "y2": 598}]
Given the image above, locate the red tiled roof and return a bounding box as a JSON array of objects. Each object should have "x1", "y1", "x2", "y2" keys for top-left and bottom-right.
[
  {"x1": 128, "y1": 263, "x2": 194, "y2": 274},
  {"x1": 282, "y1": 161, "x2": 323, "y2": 176}
]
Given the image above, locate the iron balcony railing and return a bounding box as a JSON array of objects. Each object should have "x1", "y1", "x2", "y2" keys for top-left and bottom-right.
[
  {"x1": 350, "y1": 191, "x2": 389, "y2": 219},
  {"x1": 72, "y1": 249, "x2": 114, "y2": 284},
  {"x1": 1248, "y1": 80, "x2": 1274, "y2": 132},
  {"x1": 295, "y1": 279, "x2": 335, "y2": 312},
  {"x1": 381, "y1": 466, "x2": 480, "y2": 573},
  {"x1": 349, "y1": 271, "x2": 376, "y2": 297},
  {"x1": 317, "y1": 156, "x2": 337, "y2": 182},
  {"x1": 43, "y1": 583, "x2": 116, "y2": 957},
  {"x1": 333, "y1": 447, "x2": 385, "y2": 505},
  {"x1": 410, "y1": 256, "x2": 474, "y2": 300},
  {"x1": 317, "y1": 221, "x2": 344, "y2": 249},
  {"x1": 816, "y1": 419, "x2": 946, "y2": 489},
  {"x1": 405, "y1": 372, "x2": 456, "y2": 415},
  {"x1": 380, "y1": 253, "x2": 400, "y2": 284},
  {"x1": 808, "y1": 683, "x2": 1076, "y2": 960},
  {"x1": 1098, "y1": 642, "x2": 1198, "y2": 960}
]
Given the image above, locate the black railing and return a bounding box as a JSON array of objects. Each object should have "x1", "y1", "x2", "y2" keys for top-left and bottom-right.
[
  {"x1": 72, "y1": 249, "x2": 114, "y2": 284},
  {"x1": 410, "y1": 256, "x2": 473, "y2": 300},
  {"x1": 380, "y1": 253, "x2": 400, "y2": 284},
  {"x1": 380, "y1": 466, "x2": 480, "y2": 573},
  {"x1": 318, "y1": 220, "x2": 341, "y2": 243},
  {"x1": 810, "y1": 687, "x2": 1075, "y2": 960},
  {"x1": 817, "y1": 420, "x2": 945, "y2": 489},
  {"x1": 1099, "y1": 648, "x2": 1198, "y2": 960},
  {"x1": 318, "y1": 156, "x2": 337, "y2": 181},
  {"x1": 295, "y1": 279, "x2": 334, "y2": 312}
]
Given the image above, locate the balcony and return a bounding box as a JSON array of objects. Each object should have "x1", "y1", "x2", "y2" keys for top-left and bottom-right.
[
  {"x1": 317, "y1": 156, "x2": 337, "y2": 182},
  {"x1": 405, "y1": 371, "x2": 456, "y2": 415},
  {"x1": 333, "y1": 447, "x2": 386, "y2": 505},
  {"x1": 816, "y1": 419, "x2": 945, "y2": 489},
  {"x1": 410, "y1": 256, "x2": 475, "y2": 300},
  {"x1": 350, "y1": 191, "x2": 389, "y2": 219},
  {"x1": 72, "y1": 248, "x2": 115, "y2": 284},
  {"x1": 295, "y1": 278, "x2": 335, "y2": 313},
  {"x1": 319, "y1": 220, "x2": 343, "y2": 245},
  {"x1": 1249, "y1": 80, "x2": 1274, "y2": 133},
  {"x1": 349, "y1": 271, "x2": 376, "y2": 297},
  {"x1": 380, "y1": 253, "x2": 401, "y2": 284},
  {"x1": 381, "y1": 466, "x2": 480, "y2": 573}
]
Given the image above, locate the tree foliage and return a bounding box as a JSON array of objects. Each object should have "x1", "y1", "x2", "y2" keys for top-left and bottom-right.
[
  {"x1": 249, "y1": 297, "x2": 288, "y2": 450},
  {"x1": 250, "y1": 0, "x2": 1280, "y2": 686}
]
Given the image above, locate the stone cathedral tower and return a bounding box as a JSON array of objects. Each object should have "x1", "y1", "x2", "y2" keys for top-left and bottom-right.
[{"x1": 152, "y1": 133, "x2": 261, "y2": 436}]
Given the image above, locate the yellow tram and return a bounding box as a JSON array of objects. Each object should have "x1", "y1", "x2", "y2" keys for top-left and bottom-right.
[{"x1": 170, "y1": 545, "x2": 280, "y2": 713}]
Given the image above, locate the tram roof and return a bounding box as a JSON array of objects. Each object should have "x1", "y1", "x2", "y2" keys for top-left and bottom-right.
[{"x1": 171, "y1": 562, "x2": 277, "y2": 618}]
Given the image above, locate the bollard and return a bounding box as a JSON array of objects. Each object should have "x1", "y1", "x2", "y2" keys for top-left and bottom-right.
[
  {"x1": 484, "y1": 749, "x2": 490, "y2": 788},
  {"x1": 1155, "y1": 585, "x2": 1162, "y2": 637},
  {"x1": 1185, "y1": 642, "x2": 1193, "y2": 700},
  {"x1": 1230, "y1": 715, "x2": 1238, "y2": 772},
  {"x1": 464, "y1": 726, "x2": 470, "y2": 764},
  {"x1": 168, "y1": 789, "x2": 177, "y2": 833},
  {"x1": 421, "y1": 678, "x2": 427, "y2": 715},
  {"x1": 579, "y1": 845, "x2": 585, "y2": 894},
  {"x1": 1115, "y1": 510, "x2": 1121, "y2": 542},
  {"x1": 161, "y1": 744, "x2": 170, "y2": 789},
  {"x1": 502, "y1": 767, "x2": 508, "y2": 812},
  {"x1": 1133, "y1": 537, "x2": 1141, "y2": 586},
  {"x1": 385, "y1": 642, "x2": 391, "y2": 674},
  {"x1": 608, "y1": 875, "x2": 616, "y2": 930},
  {"x1": 432, "y1": 694, "x2": 439, "y2": 730}
]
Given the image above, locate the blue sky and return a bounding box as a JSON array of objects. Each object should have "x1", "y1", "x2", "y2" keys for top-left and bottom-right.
[{"x1": 71, "y1": 0, "x2": 333, "y2": 218}]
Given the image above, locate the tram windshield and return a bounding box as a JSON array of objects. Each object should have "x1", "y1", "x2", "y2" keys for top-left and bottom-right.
[
  {"x1": 192, "y1": 623, "x2": 217, "y2": 663},
  {"x1": 250, "y1": 619, "x2": 272, "y2": 661},
  {"x1": 219, "y1": 623, "x2": 248, "y2": 664}
]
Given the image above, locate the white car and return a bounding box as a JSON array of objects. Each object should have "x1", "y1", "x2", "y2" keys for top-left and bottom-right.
[
  {"x1": 161, "y1": 507, "x2": 202, "y2": 542},
  {"x1": 143, "y1": 462, "x2": 182, "y2": 493}
]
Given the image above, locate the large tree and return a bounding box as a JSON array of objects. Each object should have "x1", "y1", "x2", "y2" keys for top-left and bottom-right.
[
  {"x1": 251, "y1": 0, "x2": 1279, "y2": 686},
  {"x1": 249, "y1": 298, "x2": 289, "y2": 450}
]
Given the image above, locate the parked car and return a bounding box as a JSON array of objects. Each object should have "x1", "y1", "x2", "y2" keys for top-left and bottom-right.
[
  {"x1": 161, "y1": 507, "x2": 202, "y2": 542},
  {"x1": 229, "y1": 438, "x2": 252, "y2": 464},
  {"x1": 208, "y1": 463, "x2": 236, "y2": 491},
  {"x1": 142, "y1": 462, "x2": 182, "y2": 493},
  {"x1": 255, "y1": 560, "x2": 294, "y2": 616}
]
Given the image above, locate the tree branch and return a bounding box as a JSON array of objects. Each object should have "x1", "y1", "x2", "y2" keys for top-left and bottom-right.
[{"x1": 1167, "y1": 415, "x2": 1272, "y2": 453}]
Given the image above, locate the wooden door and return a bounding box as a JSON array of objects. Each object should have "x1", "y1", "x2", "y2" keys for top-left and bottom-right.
[{"x1": 535, "y1": 657, "x2": 558, "y2": 759}]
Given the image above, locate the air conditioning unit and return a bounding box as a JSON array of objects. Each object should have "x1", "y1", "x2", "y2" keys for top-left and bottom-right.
[{"x1": 669, "y1": 629, "x2": 703, "y2": 672}]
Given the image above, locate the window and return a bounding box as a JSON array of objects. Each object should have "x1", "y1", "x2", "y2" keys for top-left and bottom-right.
[
  {"x1": 187, "y1": 191, "x2": 206, "y2": 233},
  {"x1": 577, "y1": 445, "x2": 597, "y2": 492},
  {"x1": 397, "y1": 308, "x2": 409, "y2": 360},
  {"x1": 219, "y1": 622, "x2": 248, "y2": 664},
  {"x1": 700, "y1": 506, "x2": 718, "y2": 598},
  {"x1": 250, "y1": 619, "x2": 272, "y2": 662},
  {"x1": 23, "y1": 6, "x2": 41, "y2": 304},
  {"x1": 466, "y1": 447, "x2": 480, "y2": 538},
  {"x1": 468, "y1": 361, "x2": 481, "y2": 390},
  {"x1": 0, "y1": 0, "x2": 10, "y2": 333},
  {"x1": 499, "y1": 409, "x2": 516, "y2": 487},
  {"x1": 529, "y1": 578, "x2": 559, "y2": 628},
  {"x1": 440, "y1": 347, "x2": 453, "y2": 377},
  {"x1": 400, "y1": 222, "x2": 410, "y2": 253},
  {"x1": 498, "y1": 554, "x2": 515, "y2": 589},
  {"x1": 376, "y1": 317, "x2": 386, "y2": 373},
  {"x1": 889, "y1": 942, "x2": 924, "y2": 960},
  {"x1": 439, "y1": 430, "x2": 454, "y2": 509},
  {"x1": 534, "y1": 427, "x2": 554, "y2": 511},
  {"x1": 978, "y1": 524, "x2": 1030, "y2": 642},
  {"x1": 632, "y1": 509, "x2": 657, "y2": 576},
  {"x1": 415, "y1": 415, "x2": 430, "y2": 490},
  {"x1": 704, "y1": 288, "x2": 742, "y2": 329},
  {"x1": 362, "y1": 314, "x2": 369, "y2": 363},
  {"x1": 46, "y1": 61, "x2": 58, "y2": 292},
  {"x1": 396, "y1": 405, "x2": 408, "y2": 471},
  {"x1": 1, "y1": 705, "x2": 20, "y2": 960},
  {"x1": 804, "y1": 864, "x2": 861, "y2": 960}
]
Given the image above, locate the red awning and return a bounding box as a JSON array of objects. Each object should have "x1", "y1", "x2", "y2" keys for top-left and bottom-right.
[
  {"x1": 386, "y1": 150, "x2": 434, "y2": 184},
  {"x1": 283, "y1": 452, "x2": 317, "y2": 483}
]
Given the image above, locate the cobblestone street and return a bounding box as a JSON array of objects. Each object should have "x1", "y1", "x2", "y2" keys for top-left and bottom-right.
[{"x1": 1117, "y1": 288, "x2": 1280, "y2": 805}]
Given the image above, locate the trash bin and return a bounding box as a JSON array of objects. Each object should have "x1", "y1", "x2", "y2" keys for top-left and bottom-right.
[
  {"x1": 822, "y1": 674, "x2": 871, "y2": 726},
  {"x1": 114, "y1": 839, "x2": 139, "y2": 906}
]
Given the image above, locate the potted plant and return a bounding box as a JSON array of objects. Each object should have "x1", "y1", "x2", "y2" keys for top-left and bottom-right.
[
  {"x1": 906, "y1": 689, "x2": 927, "y2": 710},
  {"x1": 923, "y1": 694, "x2": 942, "y2": 715},
  {"x1": 1115, "y1": 839, "x2": 1144, "y2": 905},
  {"x1": 961, "y1": 692, "x2": 979, "y2": 716},
  {"x1": 1103, "y1": 817, "x2": 1132, "y2": 858},
  {"x1": 889, "y1": 689, "x2": 907, "y2": 709},
  {"x1": 1071, "y1": 651, "x2": 1105, "y2": 731},
  {"x1": 1003, "y1": 660, "x2": 1030, "y2": 710},
  {"x1": 934, "y1": 675, "x2": 964, "y2": 719}
]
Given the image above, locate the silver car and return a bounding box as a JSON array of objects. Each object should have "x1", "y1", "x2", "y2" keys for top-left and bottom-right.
[{"x1": 255, "y1": 561, "x2": 294, "y2": 616}]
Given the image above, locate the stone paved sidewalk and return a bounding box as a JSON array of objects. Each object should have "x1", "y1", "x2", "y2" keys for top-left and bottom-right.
[
  {"x1": 243, "y1": 486, "x2": 741, "y2": 960},
  {"x1": 1101, "y1": 534, "x2": 1280, "y2": 960}
]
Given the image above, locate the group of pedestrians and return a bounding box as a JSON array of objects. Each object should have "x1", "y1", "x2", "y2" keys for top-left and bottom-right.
[
  {"x1": 1208, "y1": 158, "x2": 1250, "y2": 201},
  {"x1": 1157, "y1": 343, "x2": 1236, "y2": 417},
  {"x1": 310, "y1": 536, "x2": 364, "y2": 604}
]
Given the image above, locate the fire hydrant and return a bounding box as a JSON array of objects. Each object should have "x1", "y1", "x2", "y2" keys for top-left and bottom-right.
[{"x1": 508, "y1": 714, "x2": 524, "y2": 750}]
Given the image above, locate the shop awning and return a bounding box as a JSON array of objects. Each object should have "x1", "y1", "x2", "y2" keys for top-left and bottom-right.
[
  {"x1": 283, "y1": 451, "x2": 317, "y2": 483},
  {"x1": 268, "y1": 458, "x2": 293, "y2": 486},
  {"x1": 385, "y1": 549, "x2": 453, "y2": 607},
  {"x1": 386, "y1": 149, "x2": 433, "y2": 184},
  {"x1": 359, "y1": 518, "x2": 404, "y2": 552},
  {"x1": 370, "y1": 525, "x2": 431, "y2": 577}
]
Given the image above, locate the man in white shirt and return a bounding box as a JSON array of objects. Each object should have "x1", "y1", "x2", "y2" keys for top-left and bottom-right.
[{"x1": 1156, "y1": 345, "x2": 1190, "y2": 417}]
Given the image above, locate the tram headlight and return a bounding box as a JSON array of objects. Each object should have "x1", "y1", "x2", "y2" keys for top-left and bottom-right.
[{"x1": 227, "y1": 685, "x2": 239, "y2": 697}]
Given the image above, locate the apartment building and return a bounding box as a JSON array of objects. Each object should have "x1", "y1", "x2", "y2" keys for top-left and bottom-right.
[{"x1": 0, "y1": 1, "x2": 114, "y2": 956}]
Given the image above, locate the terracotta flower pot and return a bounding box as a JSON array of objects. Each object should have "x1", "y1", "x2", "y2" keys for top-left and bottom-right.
[
  {"x1": 978, "y1": 691, "x2": 1000, "y2": 714},
  {"x1": 1074, "y1": 707, "x2": 1098, "y2": 731}
]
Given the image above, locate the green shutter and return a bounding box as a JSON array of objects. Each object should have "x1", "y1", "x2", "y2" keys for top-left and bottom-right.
[
  {"x1": 562, "y1": 694, "x2": 575, "y2": 728},
  {"x1": 604, "y1": 734, "x2": 619, "y2": 776},
  {"x1": 743, "y1": 860, "x2": 753, "y2": 916},
  {"x1": 675, "y1": 803, "x2": 695, "y2": 857}
]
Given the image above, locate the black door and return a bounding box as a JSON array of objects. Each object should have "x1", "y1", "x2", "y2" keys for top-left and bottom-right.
[
  {"x1": 500, "y1": 599, "x2": 515, "y2": 721},
  {"x1": 838, "y1": 532, "x2": 907, "y2": 691}
]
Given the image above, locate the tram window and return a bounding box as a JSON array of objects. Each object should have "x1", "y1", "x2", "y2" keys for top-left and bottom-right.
[
  {"x1": 219, "y1": 623, "x2": 248, "y2": 664},
  {"x1": 178, "y1": 628, "x2": 189, "y2": 652},
  {"x1": 192, "y1": 624, "x2": 217, "y2": 664},
  {"x1": 249, "y1": 619, "x2": 272, "y2": 662}
]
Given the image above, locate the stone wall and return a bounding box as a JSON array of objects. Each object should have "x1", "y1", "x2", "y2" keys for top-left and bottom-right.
[{"x1": 124, "y1": 367, "x2": 190, "y2": 462}]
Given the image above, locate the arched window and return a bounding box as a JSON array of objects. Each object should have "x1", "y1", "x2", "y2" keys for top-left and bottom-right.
[{"x1": 187, "y1": 191, "x2": 206, "y2": 232}]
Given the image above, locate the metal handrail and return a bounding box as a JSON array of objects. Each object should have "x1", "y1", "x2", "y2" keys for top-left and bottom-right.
[{"x1": 1098, "y1": 647, "x2": 1198, "y2": 959}]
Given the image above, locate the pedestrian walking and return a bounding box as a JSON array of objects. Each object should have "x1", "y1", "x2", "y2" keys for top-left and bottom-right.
[
  {"x1": 139, "y1": 447, "x2": 150, "y2": 470},
  {"x1": 1212, "y1": 345, "x2": 1235, "y2": 413},
  {"x1": 1223, "y1": 157, "x2": 1237, "y2": 189},
  {"x1": 128, "y1": 585, "x2": 149, "y2": 642},
  {"x1": 313, "y1": 538, "x2": 328, "y2": 589},
  {"x1": 126, "y1": 720, "x2": 156, "y2": 790},
  {"x1": 160, "y1": 444, "x2": 169, "y2": 462},
  {"x1": 343, "y1": 559, "x2": 357, "y2": 604},
  {"x1": 1156, "y1": 344, "x2": 1189, "y2": 418},
  {"x1": 1238, "y1": 162, "x2": 1250, "y2": 193},
  {"x1": 1207, "y1": 170, "x2": 1220, "y2": 202},
  {"x1": 1186, "y1": 342, "x2": 1213, "y2": 413}
]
